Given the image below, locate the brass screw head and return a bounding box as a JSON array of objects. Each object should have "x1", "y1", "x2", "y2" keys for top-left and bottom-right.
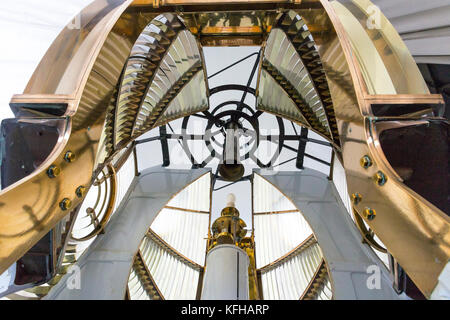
[
  {"x1": 373, "y1": 171, "x2": 387, "y2": 186},
  {"x1": 75, "y1": 186, "x2": 87, "y2": 198},
  {"x1": 360, "y1": 155, "x2": 373, "y2": 169},
  {"x1": 351, "y1": 193, "x2": 362, "y2": 205},
  {"x1": 64, "y1": 151, "x2": 76, "y2": 163},
  {"x1": 47, "y1": 165, "x2": 60, "y2": 178},
  {"x1": 60, "y1": 198, "x2": 72, "y2": 211},
  {"x1": 363, "y1": 208, "x2": 376, "y2": 221}
]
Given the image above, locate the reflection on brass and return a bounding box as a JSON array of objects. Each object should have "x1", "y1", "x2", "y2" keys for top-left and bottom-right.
[
  {"x1": 59, "y1": 198, "x2": 72, "y2": 211},
  {"x1": 373, "y1": 171, "x2": 387, "y2": 187},
  {"x1": 351, "y1": 193, "x2": 362, "y2": 205},
  {"x1": 360, "y1": 155, "x2": 372, "y2": 169},
  {"x1": 239, "y1": 237, "x2": 259, "y2": 300},
  {"x1": 363, "y1": 208, "x2": 376, "y2": 221},
  {"x1": 75, "y1": 186, "x2": 87, "y2": 198},
  {"x1": 210, "y1": 204, "x2": 247, "y2": 248},
  {"x1": 64, "y1": 151, "x2": 76, "y2": 163},
  {"x1": 46, "y1": 165, "x2": 60, "y2": 178}
]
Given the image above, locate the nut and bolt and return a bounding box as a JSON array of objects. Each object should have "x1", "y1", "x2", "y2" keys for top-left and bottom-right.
[{"x1": 59, "y1": 198, "x2": 72, "y2": 211}]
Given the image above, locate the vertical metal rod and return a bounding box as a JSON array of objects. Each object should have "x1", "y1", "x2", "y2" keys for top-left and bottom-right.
[
  {"x1": 159, "y1": 125, "x2": 170, "y2": 167},
  {"x1": 237, "y1": 50, "x2": 261, "y2": 112},
  {"x1": 133, "y1": 144, "x2": 140, "y2": 177},
  {"x1": 328, "y1": 150, "x2": 335, "y2": 181},
  {"x1": 296, "y1": 127, "x2": 309, "y2": 169}
]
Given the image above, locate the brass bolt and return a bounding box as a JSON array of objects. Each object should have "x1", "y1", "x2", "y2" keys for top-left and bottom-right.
[
  {"x1": 47, "y1": 165, "x2": 60, "y2": 178},
  {"x1": 360, "y1": 155, "x2": 373, "y2": 169},
  {"x1": 59, "y1": 198, "x2": 72, "y2": 211},
  {"x1": 363, "y1": 208, "x2": 376, "y2": 221},
  {"x1": 373, "y1": 171, "x2": 387, "y2": 186},
  {"x1": 351, "y1": 193, "x2": 362, "y2": 205},
  {"x1": 64, "y1": 151, "x2": 76, "y2": 163},
  {"x1": 75, "y1": 186, "x2": 87, "y2": 198}
]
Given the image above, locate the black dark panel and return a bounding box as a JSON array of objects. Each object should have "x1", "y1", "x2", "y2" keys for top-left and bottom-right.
[
  {"x1": 1, "y1": 118, "x2": 63, "y2": 188},
  {"x1": 371, "y1": 103, "x2": 444, "y2": 117},
  {"x1": 14, "y1": 231, "x2": 53, "y2": 285},
  {"x1": 379, "y1": 122, "x2": 449, "y2": 216},
  {"x1": 10, "y1": 103, "x2": 68, "y2": 118}
]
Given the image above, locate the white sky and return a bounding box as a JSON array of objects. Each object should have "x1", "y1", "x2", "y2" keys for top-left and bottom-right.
[{"x1": 0, "y1": 0, "x2": 94, "y2": 121}]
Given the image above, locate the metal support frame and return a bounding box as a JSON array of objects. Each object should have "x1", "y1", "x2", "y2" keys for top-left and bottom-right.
[
  {"x1": 159, "y1": 125, "x2": 170, "y2": 167},
  {"x1": 296, "y1": 127, "x2": 309, "y2": 169}
]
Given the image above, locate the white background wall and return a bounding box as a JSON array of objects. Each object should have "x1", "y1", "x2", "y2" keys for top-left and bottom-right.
[{"x1": 0, "y1": 0, "x2": 94, "y2": 121}]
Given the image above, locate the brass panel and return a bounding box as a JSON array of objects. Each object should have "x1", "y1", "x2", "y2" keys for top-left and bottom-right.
[{"x1": 319, "y1": 0, "x2": 450, "y2": 297}]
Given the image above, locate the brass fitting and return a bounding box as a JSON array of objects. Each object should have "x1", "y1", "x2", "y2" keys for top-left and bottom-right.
[
  {"x1": 59, "y1": 198, "x2": 72, "y2": 211},
  {"x1": 76, "y1": 186, "x2": 87, "y2": 198},
  {"x1": 360, "y1": 155, "x2": 373, "y2": 169},
  {"x1": 351, "y1": 193, "x2": 362, "y2": 205},
  {"x1": 210, "y1": 194, "x2": 247, "y2": 250},
  {"x1": 373, "y1": 171, "x2": 387, "y2": 186},
  {"x1": 64, "y1": 151, "x2": 76, "y2": 163},
  {"x1": 47, "y1": 165, "x2": 60, "y2": 178},
  {"x1": 363, "y1": 208, "x2": 376, "y2": 221}
]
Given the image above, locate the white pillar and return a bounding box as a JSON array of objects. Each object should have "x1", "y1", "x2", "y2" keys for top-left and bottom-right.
[{"x1": 201, "y1": 244, "x2": 249, "y2": 300}]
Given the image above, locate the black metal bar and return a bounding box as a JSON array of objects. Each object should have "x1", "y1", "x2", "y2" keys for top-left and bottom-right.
[
  {"x1": 328, "y1": 150, "x2": 335, "y2": 180},
  {"x1": 159, "y1": 125, "x2": 170, "y2": 167},
  {"x1": 273, "y1": 157, "x2": 297, "y2": 169},
  {"x1": 212, "y1": 165, "x2": 220, "y2": 190},
  {"x1": 291, "y1": 122, "x2": 299, "y2": 136},
  {"x1": 213, "y1": 176, "x2": 250, "y2": 191},
  {"x1": 296, "y1": 127, "x2": 308, "y2": 169},
  {"x1": 252, "y1": 110, "x2": 263, "y2": 119},
  {"x1": 238, "y1": 50, "x2": 261, "y2": 112},
  {"x1": 135, "y1": 136, "x2": 161, "y2": 145},
  {"x1": 166, "y1": 133, "x2": 205, "y2": 140},
  {"x1": 209, "y1": 85, "x2": 256, "y2": 96},
  {"x1": 133, "y1": 145, "x2": 140, "y2": 176},
  {"x1": 202, "y1": 110, "x2": 225, "y2": 128},
  {"x1": 208, "y1": 52, "x2": 260, "y2": 79},
  {"x1": 283, "y1": 144, "x2": 331, "y2": 166},
  {"x1": 191, "y1": 113, "x2": 208, "y2": 120}
]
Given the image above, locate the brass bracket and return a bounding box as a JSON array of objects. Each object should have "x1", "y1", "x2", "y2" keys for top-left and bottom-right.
[{"x1": 352, "y1": 208, "x2": 387, "y2": 253}]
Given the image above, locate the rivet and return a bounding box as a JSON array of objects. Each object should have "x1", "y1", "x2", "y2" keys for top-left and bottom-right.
[
  {"x1": 47, "y1": 165, "x2": 60, "y2": 178},
  {"x1": 59, "y1": 198, "x2": 72, "y2": 211},
  {"x1": 373, "y1": 171, "x2": 387, "y2": 186},
  {"x1": 363, "y1": 208, "x2": 376, "y2": 221},
  {"x1": 351, "y1": 193, "x2": 362, "y2": 205},
  {"x1": 360, "y1": 155, "x2": 373, "y2": 169},
  {"x1": 75, "y1": 186, "x2": 87, "y2": 198},
  {"x1": 64, "y1": 151, "x2": 76, "y2": 163}
]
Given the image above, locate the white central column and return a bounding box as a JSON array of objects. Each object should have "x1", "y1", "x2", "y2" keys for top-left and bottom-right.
[{"x1": 201, "y1": 244, "x2": 249, "y2": 300}]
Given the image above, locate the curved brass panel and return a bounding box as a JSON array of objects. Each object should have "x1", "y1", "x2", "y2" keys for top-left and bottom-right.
[{"x1": 320, "y1": 0, "x2": 449, "y2": 297}]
